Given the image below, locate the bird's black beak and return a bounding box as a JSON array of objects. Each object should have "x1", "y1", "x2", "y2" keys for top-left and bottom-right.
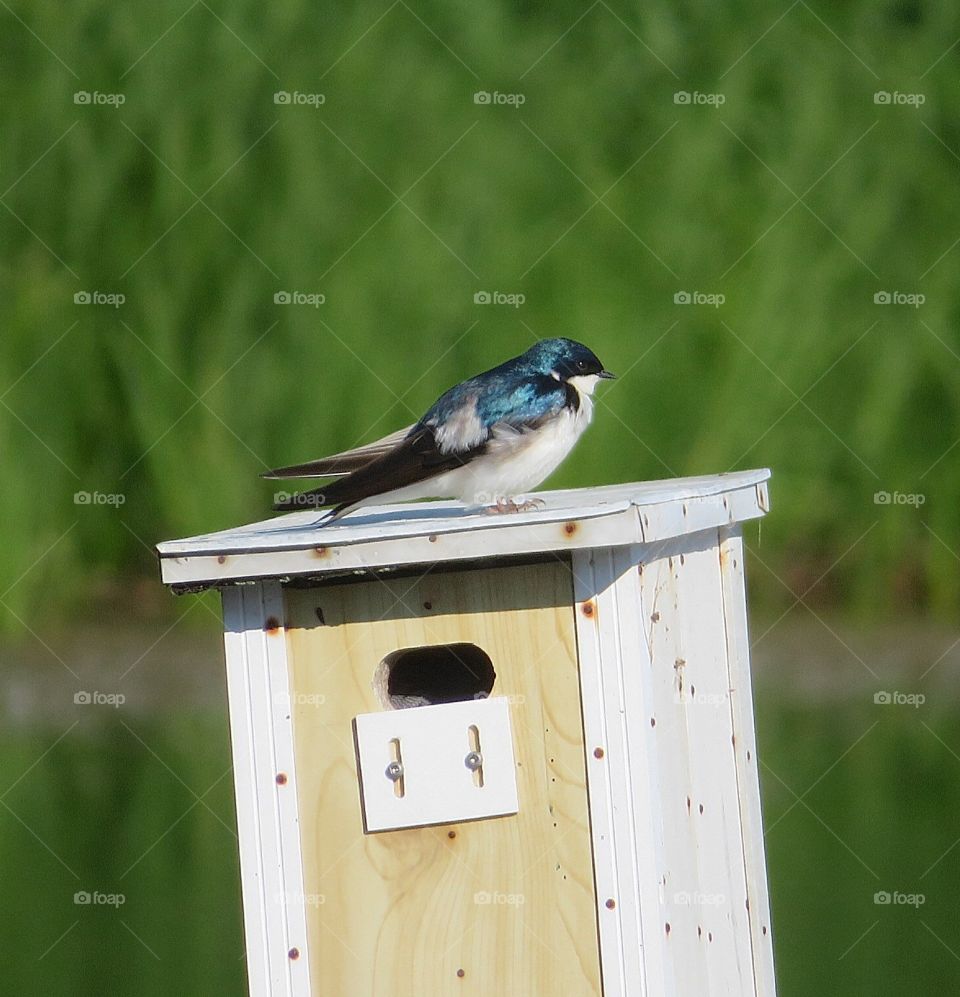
[{"x1": 599, "y1": 369, "x2": 617, "y2": 380}]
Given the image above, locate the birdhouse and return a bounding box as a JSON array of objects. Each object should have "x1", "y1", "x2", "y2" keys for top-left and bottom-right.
[{"x1": 156, "y1": 469, "x2": 776, "y2": 997}]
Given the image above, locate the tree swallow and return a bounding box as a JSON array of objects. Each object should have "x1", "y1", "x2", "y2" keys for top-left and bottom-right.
[{"x1": 264, "y1": 337, "x2": 615, "y2": 522}]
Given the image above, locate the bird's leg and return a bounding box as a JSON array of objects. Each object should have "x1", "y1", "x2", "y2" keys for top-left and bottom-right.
[
  {"x1": 483, "y1": 496, "x2": 546, "y2": 515},
  {"x1": 514, "y1": 497, "x2": 547, "y2": 512}
]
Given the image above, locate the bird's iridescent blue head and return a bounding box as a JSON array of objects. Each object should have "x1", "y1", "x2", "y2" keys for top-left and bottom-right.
[{"x1": 522, "y1": 338, "x2": 616, "y2": 384}]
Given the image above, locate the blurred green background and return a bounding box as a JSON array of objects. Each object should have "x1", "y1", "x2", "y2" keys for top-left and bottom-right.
[{"x1": 2, "y1": 1, "x2": 959, "y2": 993}]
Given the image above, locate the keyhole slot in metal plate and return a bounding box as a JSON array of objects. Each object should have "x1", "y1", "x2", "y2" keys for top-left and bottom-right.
[
  {"x1": 388, "y1": 737, "x2": 405, "y2": 798},
  {"x1": 467, "y1": 725, "x2": 484, "y2": 788}
]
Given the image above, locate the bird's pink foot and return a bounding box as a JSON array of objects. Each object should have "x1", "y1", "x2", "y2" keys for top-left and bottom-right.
[{"x1": 483, "y1": 497, "x2": 546, "y2": 515}]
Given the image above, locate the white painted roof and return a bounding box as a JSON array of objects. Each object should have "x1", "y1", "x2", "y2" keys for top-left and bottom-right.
[{"x1": 156, "y1": 469, "x2": 770, "y2": 589}]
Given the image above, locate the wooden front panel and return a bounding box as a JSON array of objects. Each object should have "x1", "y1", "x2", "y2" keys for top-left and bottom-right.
[{"x1": 284, "y1": 561, "x2": 602, "y2": 997}]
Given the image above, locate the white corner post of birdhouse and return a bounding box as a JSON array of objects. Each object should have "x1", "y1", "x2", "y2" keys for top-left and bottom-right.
[
  {"x1": 221, "y1": 581, "x2": 312, "y2": 997},
  {"x1": 571, "y1": 526, "x2": 776, "y2": 997}
]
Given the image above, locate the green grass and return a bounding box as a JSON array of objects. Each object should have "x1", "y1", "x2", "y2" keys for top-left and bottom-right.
[
  {"x1": 2, "y1": 2, "x2": 958, "y2": 626},
  {"x1": 3, "y1": 695, "x2": 958, "y2": 994}
]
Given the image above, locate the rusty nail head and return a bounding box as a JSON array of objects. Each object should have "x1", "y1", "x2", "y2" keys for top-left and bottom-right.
[
  {"x1": 288, "y1": 947, "x2": 300, "y2": 960},
  {"x1": 605, "y1": 898, "x2": 616, "y2": 910},
  {"x1": 276, "y1": 773, "x2": 288, "y2": 785},
  {"x1": 593, "y1": 747, "x2": 604, "y2": 759}
]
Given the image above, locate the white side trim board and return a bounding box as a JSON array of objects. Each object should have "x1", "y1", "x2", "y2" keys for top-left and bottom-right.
[
  {"x1": 572, "y1": 531, "x2": 776, "y2": 997},
  {"x1": 573, "y1": 545, "x2": 664, "y2": 997},
  {"x1": 222, "y1": 582, "x2": 312, "y2": 997},
  {"x1": 719, "y1": 527, "x2": 777, "y2": 994}
]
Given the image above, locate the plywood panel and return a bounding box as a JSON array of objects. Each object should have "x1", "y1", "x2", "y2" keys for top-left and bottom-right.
[{"x1": 283, "y1": 562, "x2": 601, "y2": 997}]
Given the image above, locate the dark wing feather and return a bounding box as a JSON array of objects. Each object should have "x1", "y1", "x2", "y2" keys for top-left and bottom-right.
[
  {"x1": 272, "y1": 424, "x2": 483, "y2": 515},
  {"x1": 262, "y1": 425, "x2": 416, "y2": 479}
]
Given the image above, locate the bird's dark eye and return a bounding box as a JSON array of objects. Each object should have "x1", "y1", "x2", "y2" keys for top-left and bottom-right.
[{"x1": 577, "y1": 359, "x2": 587, "y2": 370}]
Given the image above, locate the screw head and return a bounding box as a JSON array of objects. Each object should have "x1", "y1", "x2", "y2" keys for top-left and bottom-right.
[
  {"x1": 385, "y1": 761, "x2": 403, "y2": 781},
  {"x1": 464, "y1": 751, "x2": 483, "y2": 772}
]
